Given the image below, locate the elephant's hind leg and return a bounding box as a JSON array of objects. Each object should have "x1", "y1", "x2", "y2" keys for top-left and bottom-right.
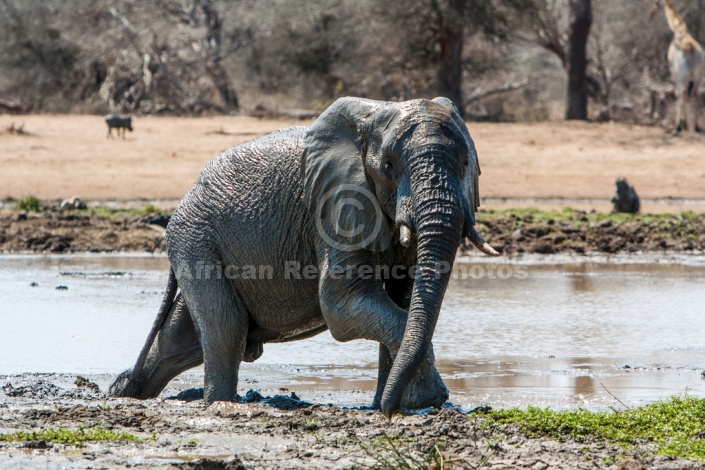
[
  {"x1": 142, "y1": 293, "x2": 203, "y2": 396},
  {"x1": 110, "y1": 293, "x2": 202, "y2": 398},
  {"x1": 178, "y1": 273, "x2": 249, "y2": 403}
]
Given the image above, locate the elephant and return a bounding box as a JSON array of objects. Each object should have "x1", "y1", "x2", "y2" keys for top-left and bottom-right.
[{"x1": 109, "y1": 97, "x2": 498, "y2": 418}]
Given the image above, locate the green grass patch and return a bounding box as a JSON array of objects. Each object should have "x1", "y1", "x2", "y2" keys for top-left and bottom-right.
[
  {"x1": 481, "y1": 396, "x2": 705, "y2": 461},
  {"x1": 478, "y1": 207, "x2": 701, "y2": 226},
  {"x1": 139, "y1": 204, "x2": 159, "y2": 215},
  {"x1": 360, "y1": 433, "x2": 468, "y2": 469},
  {"x1": 85, "y1": 206, "x2": 172, "y2": 220},
  {"x1": 16, "y1": 195, "x2": 42, "y2": 212},
  {"x1": 0, "y1": 426, "x2": 144, "y2": 446}
]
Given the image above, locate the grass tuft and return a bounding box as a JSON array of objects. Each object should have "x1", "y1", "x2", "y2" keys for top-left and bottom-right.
[
  {"x1": 16, "y1": 195, "x2": 42, "y2": 212},
  {"x1": 85, "y1": 206, "x2": 172, "y2": 220},
  {"x1": 359, "y1": 432, "x2": 480, "y2": 469},
  {"x1": 139, "y1": 204, "x2": 159, "y2": 215},
  {"x1": 480, "y1": 396, "x2": 705, "y2": 461},
  {"x1": 0, "y1": 425, "x2": 144, "y2": 446}
]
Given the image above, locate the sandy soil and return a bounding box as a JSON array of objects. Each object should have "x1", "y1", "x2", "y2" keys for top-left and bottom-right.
[
  {"x1": 0, "y1": 373, "x2": 699, "y2": 469},
  {"x1": 1, "y1": 116, "x2": 705, "y2": 213},
  {"x1": 0, "y1": 115, "x2": 303, "y2": 202}
]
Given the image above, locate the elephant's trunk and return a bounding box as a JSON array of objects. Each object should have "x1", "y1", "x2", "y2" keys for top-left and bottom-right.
[{"x1": 381, "y1": 150, "x2": 464, "y2": 419}]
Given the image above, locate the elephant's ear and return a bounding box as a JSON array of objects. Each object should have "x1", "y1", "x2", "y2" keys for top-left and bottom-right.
[
  {"x1": 432, "y1": 97, "x2": 481, "y2": 231},
  {"x1": 302, "y1": 97, "x2": 392, "y2": 252}
]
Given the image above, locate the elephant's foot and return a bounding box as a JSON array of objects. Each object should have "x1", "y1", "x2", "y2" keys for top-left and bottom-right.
[
  {"x1": 203, "y1": 381, "x2": 240, "y2": 403},
  {"x1": 400, "y1": 359, "x2": 449, "y2": 410},
  {"x1": 109, "y1": 341, "x2": 203, "y2": 400},
  {"x1": 109, "y1": 369, "x2": 148, "y2": 398},
  {"x1": 372, "y1": 345, "x2": 449, "y2": 411}
]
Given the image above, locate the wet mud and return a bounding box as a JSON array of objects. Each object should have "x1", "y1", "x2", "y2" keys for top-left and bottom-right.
[
  {"x1": 2, "y1": 208, "x2": 704, "y2": 256},
  {"x1": 472, "y1": 209, "x2": 705, "y2": 256},
  {"x1": 1, "y1": 374, "x2": 701, "y2": 469},
  {"x1": 0, "y1": 209, "x2": 165, "y2": 254}
]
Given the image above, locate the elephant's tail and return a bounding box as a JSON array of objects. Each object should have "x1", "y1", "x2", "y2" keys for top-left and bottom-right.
[{"x1": 128, "y1": 267, "x2": 178, "y2": 381}]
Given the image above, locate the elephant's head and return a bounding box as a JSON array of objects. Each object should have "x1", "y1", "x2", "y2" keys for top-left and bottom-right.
[{"x1": 302, "y1": 97, "x2": 497, "y2": 418}]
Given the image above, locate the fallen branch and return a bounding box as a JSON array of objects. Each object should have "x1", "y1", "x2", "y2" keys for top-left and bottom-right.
[
  {"x1": 0, "y1": 99, "x2": 23, "y2": 113},
  {"x1": 600, "y1": 382, "x2": 630, "y2": 410},
  {"x1": 464, "y1": 80, "x2": 529, "y2": 106},
  {"x1": 3, "y1": 123, "x2": 32, "y2": 136}
]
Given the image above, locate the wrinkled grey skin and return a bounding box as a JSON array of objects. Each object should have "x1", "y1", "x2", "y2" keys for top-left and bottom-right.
[
  {"x1": 110, "y1": 97, "x2": 496, "y2": 418},
  {"x1": 611, "y1": 178, "x2": 640, "y2": 214}
]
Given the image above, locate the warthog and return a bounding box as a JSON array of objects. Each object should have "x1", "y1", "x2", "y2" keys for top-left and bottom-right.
[{"x1": 105, "y1": 115, "x2": 133, "y2": 139}]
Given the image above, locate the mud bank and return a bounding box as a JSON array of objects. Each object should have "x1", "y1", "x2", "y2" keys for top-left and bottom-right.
[
  {"x1": 0, "y1": 373, "x2": 701, "y2": 469},
  {"x1": 472, "y1": 208, "x2": 705, "y2": 256},
  {"x1": 0, "y1": 209, "x2": 166, "y2": 254},
  {"x1": 1, "y1": 207, "x2": 704, "y2": 256}
]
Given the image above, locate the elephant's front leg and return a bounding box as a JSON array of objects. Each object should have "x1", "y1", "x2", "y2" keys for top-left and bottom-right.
[
  {"x1": 372, "y1": 275, "x2": 411, "y2": 409},
  {"x1": 318, "y1": 252, "x2": 448, "y2": 410},
  {"x1": 372, "y1": 344, "x2": 393, "y2": 409}
]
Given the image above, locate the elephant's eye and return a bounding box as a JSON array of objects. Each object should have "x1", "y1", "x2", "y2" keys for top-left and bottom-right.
[{"x1": 383, "y1": 160, "x2": 393, "y2": 170}]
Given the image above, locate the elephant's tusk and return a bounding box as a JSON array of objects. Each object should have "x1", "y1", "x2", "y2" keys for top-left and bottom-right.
[
  {"x1": 399, "y1": 224, "x2": 412, "y2": 248},
  {"x1": 467, "y1": 226, "x2": 500, "y2": 257}
]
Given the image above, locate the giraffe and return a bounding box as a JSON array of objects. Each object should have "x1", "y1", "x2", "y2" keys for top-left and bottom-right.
[{"x1": 654, "y1": 0, "x2": 704, "y2": 132}]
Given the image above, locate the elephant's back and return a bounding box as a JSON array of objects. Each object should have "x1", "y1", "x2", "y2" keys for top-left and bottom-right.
[
  {"x1": 167, "y1": 126, "x2": 321, "y2": 325},
  {"x1": 174, "y1": 125, "x2": 308, "y2": 226}
]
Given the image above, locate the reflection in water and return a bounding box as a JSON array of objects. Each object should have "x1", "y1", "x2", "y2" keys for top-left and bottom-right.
[
  {"x1": 0, "y1": 254, "x2": 704, "y2": 409},
  {"x1": 439, "y1": 260, "x2": 705, "y2": 359},
  {"x1": 564, "y1": 263, "x2": 593, "y2": 293}
]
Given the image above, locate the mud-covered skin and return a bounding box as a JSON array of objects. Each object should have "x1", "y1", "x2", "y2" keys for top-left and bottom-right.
[{"x1": 112, "y1": 97, "x2": 494, "y2": 416}]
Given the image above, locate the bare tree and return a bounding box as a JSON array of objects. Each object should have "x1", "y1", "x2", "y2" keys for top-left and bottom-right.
[
  {"x1": 198, "y1": 0, "x2": 238, "y2": 112},
  {"x1": 0, "y1": 0, "x2": 80, "y2": 112},
  {"x1": 382, "y1": 0, "x2": 534, "y2": 116},
  {"x1": 565, "y1": 0, "x2": 592, "y2": 120},
  {"x1": 530, "y1": 0, "x2": 594, "y2": 120},
  {"x1": 1, "y1": 0, "x2": 696, "y2": 122},
  {"x1": 0, "y1": 0, "x2": 241, "y2": 114}
]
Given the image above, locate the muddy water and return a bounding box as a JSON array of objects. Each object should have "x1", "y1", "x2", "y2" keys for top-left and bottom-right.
[{"x1": 1, "y1": 254, "x2": 704, "y2": 409}]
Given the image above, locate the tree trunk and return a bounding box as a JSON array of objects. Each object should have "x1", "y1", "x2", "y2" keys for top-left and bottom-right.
[
  {"x1": 433, "y1": 0, "x2": 465, "y2": 116},
  {"x1": 198, "y1": 0, "x2": 239, "y2": 113},
  {"x1": 565, "y1": 0, "x2": 592, "y2": 120}
]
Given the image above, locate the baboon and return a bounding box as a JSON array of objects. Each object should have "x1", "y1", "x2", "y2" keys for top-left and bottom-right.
[{"x1": 611, "y1": 178, "x2": 640, "y2": 213}]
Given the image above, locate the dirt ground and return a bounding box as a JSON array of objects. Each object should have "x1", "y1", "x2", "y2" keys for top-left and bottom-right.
[
  {"x1": 1, "y1": 115, "x2": 705, "y2": 213},
  {"x1": 0, "y1": 373, "x2": 698, "y2": 469}
]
